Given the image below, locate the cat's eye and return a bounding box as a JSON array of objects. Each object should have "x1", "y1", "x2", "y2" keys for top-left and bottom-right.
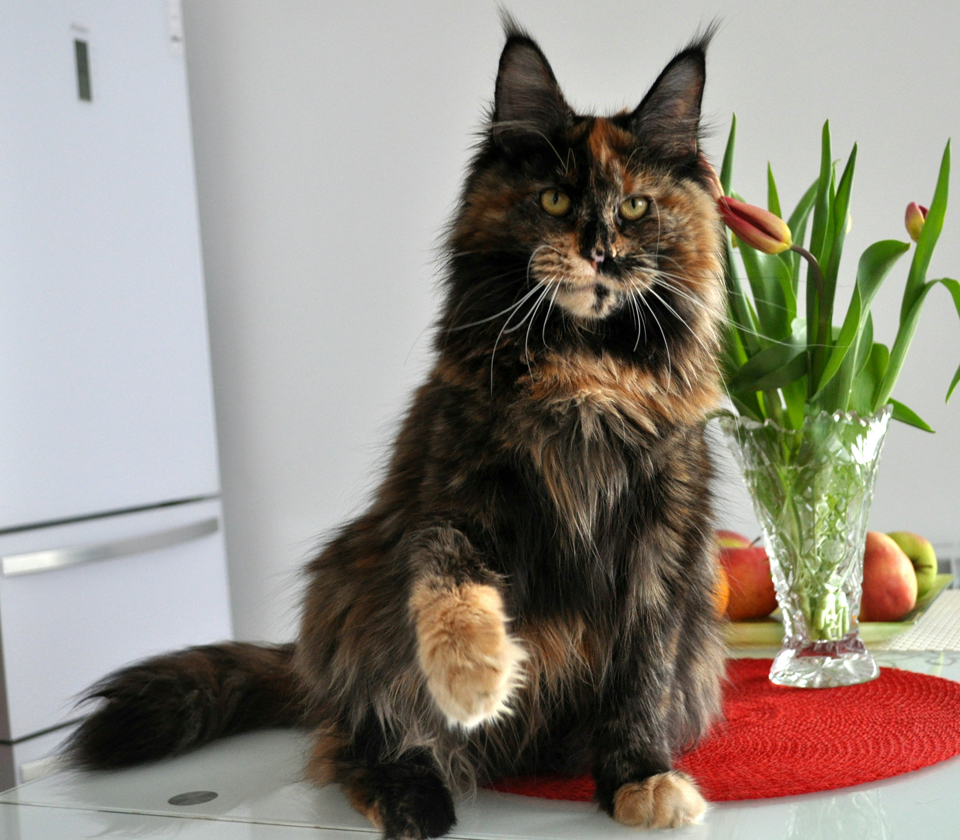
[
  {"x1": 540, "y1": 189, "x2": 572, "y2": 216},
  {"x1": 619, "y1": 196, "x2": 649, "y2": 221}
]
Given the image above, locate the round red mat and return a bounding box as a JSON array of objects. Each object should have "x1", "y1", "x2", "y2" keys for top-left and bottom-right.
[{"x1": 487, "y1": 658, "x2": 960, "y2": 802}]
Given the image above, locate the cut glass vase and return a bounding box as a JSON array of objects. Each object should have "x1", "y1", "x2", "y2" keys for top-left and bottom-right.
[{"x1": 719, "y1": 405, "x2": 893, "y2": 688}]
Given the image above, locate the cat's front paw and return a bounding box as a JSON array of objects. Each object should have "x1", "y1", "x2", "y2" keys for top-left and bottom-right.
[
  {"x1": 613, "y1": 771, "x2": 706, "y2": 829},
  {"x1": 411, "y1": 582, "x2": 526, "y2": 729}
]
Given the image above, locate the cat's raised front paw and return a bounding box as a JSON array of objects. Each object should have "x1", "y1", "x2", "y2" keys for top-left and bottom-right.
[
  {"x1": 613, "y1": 771, "x2": 706, "y2": 829},
  {"x1": 411, "y1": 582, "x2": 526, "y2": 729}
]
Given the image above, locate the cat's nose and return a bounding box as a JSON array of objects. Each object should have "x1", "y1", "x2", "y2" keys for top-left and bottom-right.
[{"x1": 590, "y1": 247, "x2": 605, "y2": 268}]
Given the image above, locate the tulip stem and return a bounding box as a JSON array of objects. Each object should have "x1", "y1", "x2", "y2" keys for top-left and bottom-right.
[{"x1": 790, "y1": 244, "x2": 829, "y2": 397}]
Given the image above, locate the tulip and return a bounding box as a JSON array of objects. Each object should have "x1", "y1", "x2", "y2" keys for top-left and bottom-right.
[
  {"x1": 905, "y1": 202, "x2": 928, "y2": 243},
  {"x1": 717, "y1": 196, "x2": 793, "y2": 255}
]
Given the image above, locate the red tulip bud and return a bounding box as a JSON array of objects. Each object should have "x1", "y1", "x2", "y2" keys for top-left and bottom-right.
[
  {"x1": 717, "y1": 196, "x2": 793, "y2": 255},
  {"x1": 905, "y1": 202, "x2": 928, "y2": 243}
]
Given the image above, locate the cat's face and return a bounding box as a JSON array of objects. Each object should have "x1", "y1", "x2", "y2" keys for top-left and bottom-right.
[
  {"x1": 444, "y1": 29, "x2": 723, "y2": 378},
  {"x1": 472, "y1": 117, "x2": 721, "y2": 325}
]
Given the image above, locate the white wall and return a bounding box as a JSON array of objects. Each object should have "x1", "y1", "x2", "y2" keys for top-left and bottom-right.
[{"x1": 181, "y1": 0, "x2": 960, "y2": 642}]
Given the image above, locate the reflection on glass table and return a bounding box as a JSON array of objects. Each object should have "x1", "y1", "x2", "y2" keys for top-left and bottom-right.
[{"x1": 1, "y1": 649, "x2": 958, "y2": 839}]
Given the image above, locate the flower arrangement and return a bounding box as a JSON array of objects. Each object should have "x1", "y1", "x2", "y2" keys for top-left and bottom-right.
[
  {"x1": 710, "y1": 120, "x2": 960, "y2": 685},
  {"x1": 713, "y1": 116, "x2": 960, "y2": 431}
]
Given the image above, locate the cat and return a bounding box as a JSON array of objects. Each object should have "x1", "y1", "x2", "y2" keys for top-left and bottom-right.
[{"x1": 67, "y1": 20, "x2": 727, "y2": 840}]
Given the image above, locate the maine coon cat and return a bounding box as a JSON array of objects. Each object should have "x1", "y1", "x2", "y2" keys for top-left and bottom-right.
[{"x1": 69, "y1": 22, "x2": 727, "y2": 839}]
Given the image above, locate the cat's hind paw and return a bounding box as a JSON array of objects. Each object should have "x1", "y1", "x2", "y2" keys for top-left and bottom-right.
[
  {"x1": 613, "y1": 771, "x2": 706, "y2": 829},
  {"x1": 411, "y1": 582, "x2": 526, "y2": 729}
]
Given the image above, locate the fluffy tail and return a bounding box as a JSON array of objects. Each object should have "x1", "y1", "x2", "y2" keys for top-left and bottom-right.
[{"x1": 66, "y1": 642, "x2": 303, "y2": 770}]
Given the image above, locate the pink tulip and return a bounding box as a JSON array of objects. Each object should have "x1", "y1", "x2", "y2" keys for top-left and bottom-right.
[
  {"x1": 905, "y1": 202, "x2": 928, "y2": 243},
  {"x1": 717, "y1": 196, "x2": 793, "y2": 255}
]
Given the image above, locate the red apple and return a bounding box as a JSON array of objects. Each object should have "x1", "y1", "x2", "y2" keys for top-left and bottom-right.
[
  {"x1": 860, "y1": 531, "x2": 918, "y2": 622},
  {"x1": 719, "y1": 544, "x2": 777, "y2": 620},
  {"x1": 717, "y1": 529, "x2": 752, "y2": 549}
]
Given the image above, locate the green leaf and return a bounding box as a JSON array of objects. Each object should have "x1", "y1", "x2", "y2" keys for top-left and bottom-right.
[
  {"x1": 723, "y1": 318, "x2": 748, "y2": 368},
  {"x1": 727, "y1": 337, "x2": 806, "y2": 394},
  {"x1": 814, "y1": 239, "x2": 910, "y2": 396},
  {"x1": 730, "y1": 395, "x2": 763, "y2": 422},
  {"x1": 787, "y1": 178, "x2": 820, "y2": 241},
  {"x1": 771, "y1": 251, "x2": 798, "y2": 327},
  {"x1": 720, "y1": 115, "x2": 736, "y2": 195},
  {"x1": 820, "y1": 144, "x2": 858, "y2": 324},
  {"x1": 807, "y1": 123, "x2": 834, "y2": 388},
  {"x1": 902, "y1": 141, "x2": 950, "y2": 324},
  {"x1": 767, "y1": 163, "x2": 782, "y2": 218},
  {"x1": 876, "y1": 281, "x2": 936, "y2": 408},
  {"x1": 829, "y1": 314, "x2": 878, "y2": 413},
  {"x1": 854, "y1": 312, "x2": 875, "y2": 380},
  {"x1": 730, "y1": 344, "x2": 807, "y2": 394},
  {"x1": 947, "y1": 362, "x2": 960, "y2": 402},
  {"x1": 737, "y1": 239, "x2": 793, "y2": 341},
  {"x1": 809, "y1": 122, "x2": 834, "y2": 265},
  {"x1": 850, "y1": 342, "x2": 889, "y2": 415},
  {"x1": 724, "y1": 238, "x2": 761, "y2": 355},
  {"x1": 782, "y1": 378, "x2": 808, "y2": 429},
  {"x1": 878, "y1": 276, "x2": 960, "y2": 408},
  {"x1": 810, "y1": 147, "x2": 858, "y2": 396},
  {"x1": 935, "y1": 277, "x2": 960, "y2": 400},
  {"x1": 782, "y1": 177, "x2": 819, "y2": 284},
  {"x1": 890, "y1": 399, "x2": 935, "y2": 432}
]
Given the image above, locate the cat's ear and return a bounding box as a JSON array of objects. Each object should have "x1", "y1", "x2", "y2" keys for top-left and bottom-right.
[
  {"x1": 492, "y1": 28, "x2": 572, "y2": 148},
  {"x1": 628, "y1": 43, "x2": 707, "y2": 160}
]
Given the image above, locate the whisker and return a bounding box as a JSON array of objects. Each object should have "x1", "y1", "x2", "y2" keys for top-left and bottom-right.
[
  {"x1": 636, "y1": 276, "x2": 741, "y2": 406},
  {"x1": 449, "y1": 283, "x2": 542, "y2": 331},
  {"x1": 652, "y1": 273, "x2": 817, "y2": 349},
  {"x1": 447, "y1": 244, "x2": 563, "y2": 332},
  {"x1": 488, "y1": 246, "x2": 559, "y2": 392},
  {"x1": 542, "y1": 278, "x2": 563, "y2": 348},
  {"x1": 524, "y1": 283, "x2": 553, "y2": 371},
  {"x1": 635, "y1": 286, "x2": 672, "y2": 389},
  {"x1": 490, "y1": 285, "x2": 547, "y2": 390},
  {"x1": 643, "y1": 283, "x2": 713, "y2": 361},
  {"x1": 629, "y1": 287, "x2": 645, "y2": 352}
]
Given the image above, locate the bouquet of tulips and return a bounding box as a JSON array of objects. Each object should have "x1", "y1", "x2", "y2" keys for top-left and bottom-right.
[{"x1": 712, "y1": 117, "x2": 960, "y2": 431}]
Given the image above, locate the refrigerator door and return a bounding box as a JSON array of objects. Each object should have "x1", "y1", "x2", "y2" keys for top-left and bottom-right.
[
  {"x1": 0, "y1": 1, "x2": 220, "y2": 529},
  {"x1": 0, "y1": 497, "x2": 232, "y2": 742}
]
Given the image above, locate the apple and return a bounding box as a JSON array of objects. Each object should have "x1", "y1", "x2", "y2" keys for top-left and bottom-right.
[
  {"x1": 717, "y1": 529, "x2": 752, "y2": 549},
  {"x1": 860, "y1": 531, "x2": 918, "y2": 622},
  {"x1": 886, "y1": 531, "x2": 938, "y2": 600},
  {"x1": 719, "y1": 543, "x2": 777, "y2": 621},
  {"x1": 712, "y1": 564, "x2": 730, "y2": 618}
]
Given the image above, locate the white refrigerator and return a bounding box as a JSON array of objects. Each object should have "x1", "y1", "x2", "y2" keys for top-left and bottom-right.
[{"x1": 0, "y1": 1, "x2": 233, "y2": 788}]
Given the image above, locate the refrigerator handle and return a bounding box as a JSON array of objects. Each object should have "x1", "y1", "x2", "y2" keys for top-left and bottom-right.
[{"x1": 1, "y1": 517, "x2": 220, "y2": 577}]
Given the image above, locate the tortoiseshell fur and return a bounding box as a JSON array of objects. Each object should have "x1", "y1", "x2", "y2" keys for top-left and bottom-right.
[{"x1": 69, "y1": 22, "x2": 727, "y2": 839}]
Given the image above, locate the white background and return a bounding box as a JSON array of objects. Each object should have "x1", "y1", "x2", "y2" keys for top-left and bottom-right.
[{"x1": 180, "y1": 0, "x2": 960, "y2": 642}]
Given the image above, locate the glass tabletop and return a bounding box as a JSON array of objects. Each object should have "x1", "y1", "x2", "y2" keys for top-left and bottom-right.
[{"x1": 2, "y1": 649, "x2": 959, "y2": 839}]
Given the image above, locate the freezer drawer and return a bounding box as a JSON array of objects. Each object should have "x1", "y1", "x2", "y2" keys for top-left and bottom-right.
[{"x1": 0, "y1": 498, "x2": 232, "y2": 742}]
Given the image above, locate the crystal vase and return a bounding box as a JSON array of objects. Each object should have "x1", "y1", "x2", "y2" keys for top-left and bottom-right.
[{"x1": 718, "y1": 405, "x2": 893, "y2": 688}]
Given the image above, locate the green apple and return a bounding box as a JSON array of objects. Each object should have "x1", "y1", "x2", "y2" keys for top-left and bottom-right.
[{"x1": 886, "y1": 531, "x2": 938, "y2": 600}]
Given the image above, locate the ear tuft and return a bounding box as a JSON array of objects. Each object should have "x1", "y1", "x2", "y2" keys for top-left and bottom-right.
[
  {"x1": 629, "y1": 29, "x2": 715, "y2": 160},
  {"x1": 492, "y1": 26, "x2": 571, "y2": 147}
]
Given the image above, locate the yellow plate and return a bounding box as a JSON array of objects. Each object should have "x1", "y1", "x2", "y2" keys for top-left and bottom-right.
[{"x1": 725, "y1": 573, "x2": 953, "y2": 647}]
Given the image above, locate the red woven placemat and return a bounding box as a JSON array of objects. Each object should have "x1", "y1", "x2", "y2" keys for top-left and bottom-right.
[{"x1": 487, "y1": 658, "x2": 960, "y2": 802}]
